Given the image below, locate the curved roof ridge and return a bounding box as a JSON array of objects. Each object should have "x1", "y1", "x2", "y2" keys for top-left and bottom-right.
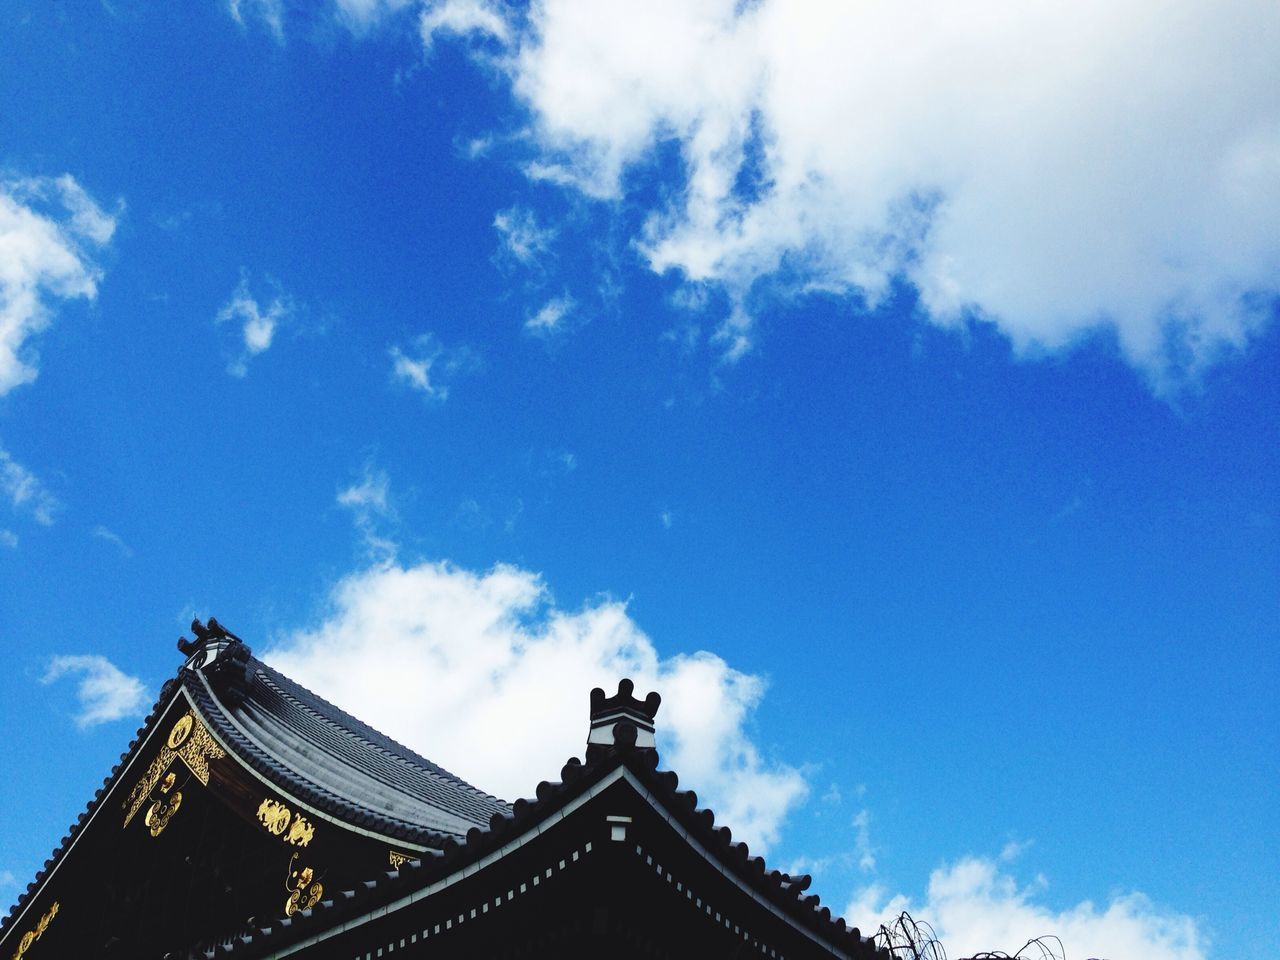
[
  {"x1": 251, "y1": 659, "x2": 505, "y2": 804},
  {"x1": 179, "y1": 660, "x2": 510, "y2": 842}
]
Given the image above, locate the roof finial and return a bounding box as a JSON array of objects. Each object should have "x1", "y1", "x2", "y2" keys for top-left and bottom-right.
[
  {"x1": 586, "y1": 678, "x2": 661, "y2": 761},
  {"x1": 178, "y1": 617, "x2": 243, "y2": 657}
]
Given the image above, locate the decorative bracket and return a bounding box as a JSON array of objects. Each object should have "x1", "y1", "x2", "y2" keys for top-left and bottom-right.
[{"x1": 123, "y1": 711, "x2": 225, "y2": 830}]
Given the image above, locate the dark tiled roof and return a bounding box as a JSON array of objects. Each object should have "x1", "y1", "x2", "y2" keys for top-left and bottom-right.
[
  {"x1": 0, "y1": 674, "x2": 181, "y2": 944},
  {"x1": 4, "y1": 632, "x2": 879, "y2": 960},
  {"x1": 0, "y1": 633, "x2": 509, "y2": 946},
  {"x1": 186, "y1": 654, "x2": 510, "y2": 844},
  {"x1": 193, "y1": 736, "x2": 888, "y2": 960}
]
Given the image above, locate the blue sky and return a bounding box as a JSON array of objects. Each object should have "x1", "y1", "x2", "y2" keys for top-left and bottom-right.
[{"x1": 1, "y1": 2, "x2": 1277, "y2": 957}]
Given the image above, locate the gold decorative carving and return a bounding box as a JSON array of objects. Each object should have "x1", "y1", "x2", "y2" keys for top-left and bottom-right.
[
  {"x1": 10, "y1": 901, "x2": 58, "y2": 960},
  {"x1": 167, "y1": 714, "x2": 193, "y2": 749},
  {"x1": 285, "y1": 814, "x2": 314, "y2": 847},
  {"x1": 175, "y1": 716, "x2": 224, "y2": 784},
  {"x1": 124, "y1": 749, "x2": 174, "y2": 829},
  {"x1": 257, "y1": 799, "x2": 291, "y2": 835},
  {"x1": 123, "y1": 711, "x2": 224, "y2": 829},
  {"x1": 284, "y1": 855, "x2": 323, "y2": 917},
  {"x1": 388, "y1": 850, "x2": 411, "y2": 869},
  {"x1": 256, "y1": 798, "x2": 314, "y2": 848},
  {"x1": 144, "y1": 791, "x2": 182, "y2": 837}
]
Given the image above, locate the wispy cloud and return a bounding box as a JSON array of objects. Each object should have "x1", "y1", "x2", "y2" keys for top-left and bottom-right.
[
  {"x1": 92, "y1": 524, "x2": 133, "y2": 557},
  {"x1": 0, "y1": 174, "x2": 120, "y2": 396},
  {"x1": 493, "y1": 205, "x2": 556, "y2": 271},
  {"x1": 848, "y1": 854, "x2": 1205, "y2": 960},
  {"x1": 216, "y1": 273, "x2": 292, "y2": 377},
  {"x1": 225, "y1": 0, "x2": 285, "y2": 43},
  {"x1": 0, "y1": 445, "x2": 59, "y2": 526},
  {"x1": 337, "y1": 465, "x2": 397, "y2": 559},
  {"x1": 41, "y1": 654, "x2": 148, "y2": 728},
  {"x1": 0, "y1": 870, "x2": 16, "y2": 888},
  {"x1": 389, "y1": 334, "x2": 477, "y2": 401},
  {"x1": 524, "y1": 294, "x2": 575, "y2": 336},
  {"x1": 0, "y1": 529, "x2": 17, "y2": 549},
  {"x1": 266, "y1": 559, "x2": 807, "y2": 852},
  {"x1": 419, "y1": 0, "x2": 511, "y2": 55},
  {"x1": 852, "y1": 808, "x2": 876, "y2": 872}
]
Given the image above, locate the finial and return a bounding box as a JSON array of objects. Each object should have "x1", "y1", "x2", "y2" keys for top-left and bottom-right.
[{"x1": 586, "y1": 678, "x2": 661, "y2": 761}]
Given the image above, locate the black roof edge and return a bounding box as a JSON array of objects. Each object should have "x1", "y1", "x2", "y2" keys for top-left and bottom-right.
[
  {"x1": 0, "y1": 673, "x2": 184, "y2": 944},
  {"x1": 196, "y1": 740, "x2": 890, "y2": 960}
]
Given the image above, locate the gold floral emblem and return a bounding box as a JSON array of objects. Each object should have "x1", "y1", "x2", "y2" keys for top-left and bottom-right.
[
  {"x1": 257, "y1": 798, "x2": 292, "y2": 834},
  {"x1": 166, "y1": 714, "x2": 193, "y2": 749},
  {"x1": 284, "y1": 856, "x2": 323, "y2": 917},
  {"x1": 144, "y1": 791, "x2": 182, "y2": 837},
  {"x1": 256, "y1": 798, "x2": 314, "y2": 847},
  {"x1": 285, "y1": 815, "x2": 314, "y2": 847}
]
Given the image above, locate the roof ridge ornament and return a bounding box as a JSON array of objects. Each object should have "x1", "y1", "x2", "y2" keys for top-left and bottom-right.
[
  {"x1": 177, "y1": 617, "x2": 253, "y2": 707},
  {"x1": 177, "y1": 617, "x2": 241, "y2": 656},
  {"x1": 586, "y1": 678, "x2": 661, "y2": 761}
]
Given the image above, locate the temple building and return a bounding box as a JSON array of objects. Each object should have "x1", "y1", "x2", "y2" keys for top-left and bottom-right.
[{"x1": 2, "y1": 619, "x2": 883, "y2": 959}]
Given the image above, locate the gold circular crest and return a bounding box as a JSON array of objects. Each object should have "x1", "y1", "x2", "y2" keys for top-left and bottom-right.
[
  {"x1": 167, "y1": 714, "x2": 193, "y2": 749},
  {"x1": 144, "y1": 791, "x2": 182, "y2": 837}
]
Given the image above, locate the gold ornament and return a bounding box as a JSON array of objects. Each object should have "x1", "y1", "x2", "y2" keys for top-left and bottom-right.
[
  {"x1": 166, "y1": 714, "x2": 193, "y2": 749},
  {"x1": 284, "y1": 857, "x2": 323, "y2": 916},
  {"x1": 144, "y1": 791, "x2": 182, "y2": 837},
  {"x1": 10, "y1": 901, "x2": 58, "y2": 960},
  {"x1": 123, "y1": 710, "x2": 224, "y2": 829},
  {"x1": 256, "y1": 798, "x2": 315, "y2": 848},
  {"x1": 257, "y1": 798, "x2": 292, "y2": 835},
  {"x1": 285, "y1": 814, "x2": 314, "y2": 847}
]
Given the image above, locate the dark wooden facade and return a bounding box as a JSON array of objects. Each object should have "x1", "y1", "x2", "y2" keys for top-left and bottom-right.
[{"x1": 1, "y1": 621, "x2": 884, "y2": 960}]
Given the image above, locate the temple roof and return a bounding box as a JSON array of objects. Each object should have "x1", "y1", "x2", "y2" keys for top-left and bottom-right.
[
  {"x1": 178, "y1": 678, "x2": 883, "y2": 960},
  {"x1": 184, "y1": 651, "x2": 510, "y2": 844},
  {"x1": 0, "y1": 620, "x2": 508, "y2": 952},
  {"x1": 2, "y1": 622, "x2": 880, "y2": 960}
]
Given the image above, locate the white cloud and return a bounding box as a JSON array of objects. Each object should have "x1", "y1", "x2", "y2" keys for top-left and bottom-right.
[
  {"x1": 419, "y1": 0, "x2": 511, "y2": 54},
  {"x1": 852, "y1": 808, "x2": 875, "y2": 872},
  {"x1": 337, "y1": 466, "x2": 397, "y2": 559},
  {"x1": 389, "y1": 334, "x2": 476, "y2": 400},
  {"x1": 0, "y1": 529, "x2": 17, "y2": 549},
  {"x1": 524, "y1": 294, "x2": 574, "y2": 335},
  {"x1": 0, "y1": 445, "x2": 59, "y2": 526},
  {"x1": 216, "y1": 274, "x2": 291, "y2": 377},
  {"x1": 92, "y1": 524, "x2": 133, "y2": 557},
  {"x1": 493, "y1": 205, "x2": 556, "y2": 267},
  {"x1": 338, "y1": 469, "x2": 391, "y2": 515},
  {"x1": 0, "y1": 870, "x2": 15, "y2": 887},
  {"x1": 266, "y1": 559, "x2": 807, "y2": 852},
  {"x1": 41, "y1": 654, "x2": 148, "y2": 729},
  {"x1": 439, "y1": 0, "x2": 1279, "y2": 388},
  {"x1": 226, "y1": 0, "x2": 285, "y2": 42},
  {"x1": 0, "y1": 175, "x2": 118, "y2": 396},
  {"x1": 847, "y1": 856, "x2": 1206, "y2": 960},
  {"x1": 334, "y1": 0, "x2": 415, "y2": 32}
]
